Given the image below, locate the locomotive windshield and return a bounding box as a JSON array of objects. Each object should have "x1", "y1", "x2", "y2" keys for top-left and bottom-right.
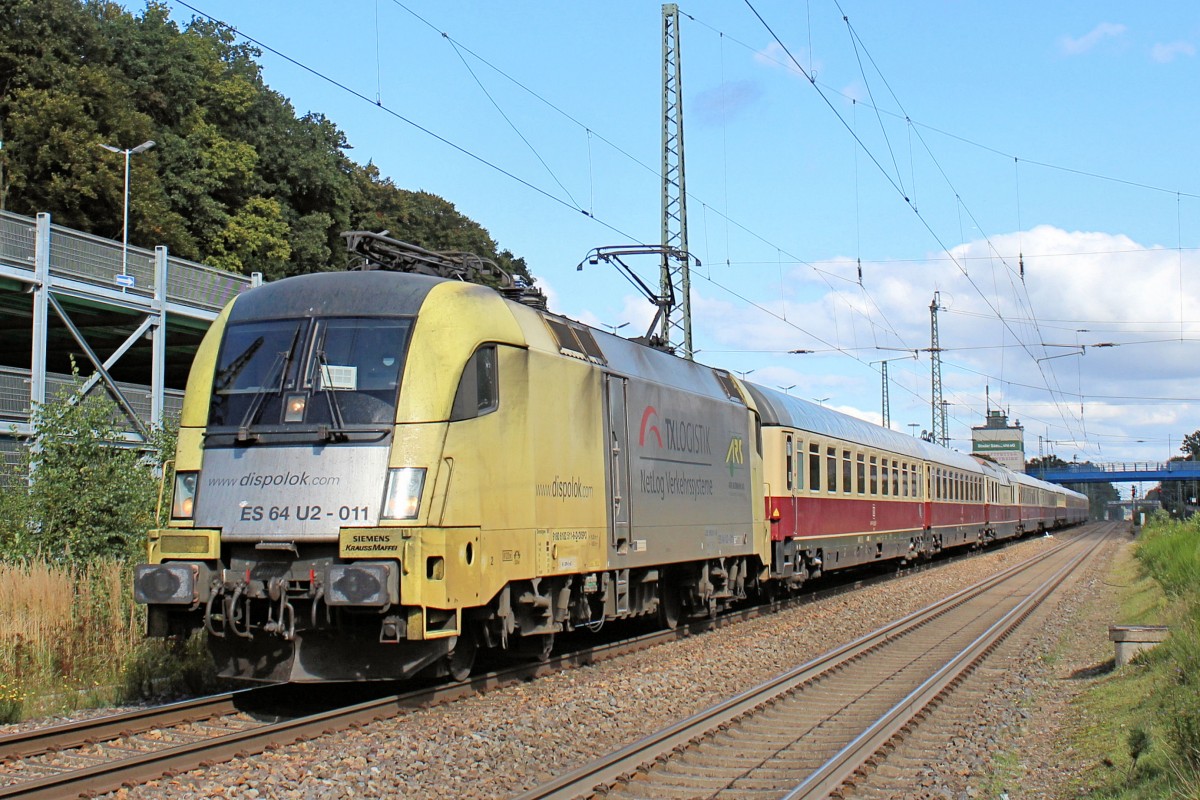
[{"x1": 207, "y1": 316, "x2": 412, "y2": 437}]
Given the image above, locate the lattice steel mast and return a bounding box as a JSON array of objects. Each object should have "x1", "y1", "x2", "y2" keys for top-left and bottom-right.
[
  {"x1": 660, "y1": 3, "x2": 693, "y2": 360},
  {"x1": 930, "y1": 292, "x2": 946, "y2": 446},
  {"x1": 880, "y1": 360, "x2": 890, "y2": 429}
]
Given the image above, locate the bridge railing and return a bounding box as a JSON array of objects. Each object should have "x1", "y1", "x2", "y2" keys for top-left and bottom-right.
[
  {"x1": 1048, "y1": 461, "x2": 1200, "y2": 475},
  {"x1": 0, "y1": 209, "x2": 252, "y2": 312}
]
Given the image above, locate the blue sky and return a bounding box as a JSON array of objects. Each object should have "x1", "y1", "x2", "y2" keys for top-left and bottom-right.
[{"x1": 151, "y1": 1, "x2": 1200, "y2": 472}]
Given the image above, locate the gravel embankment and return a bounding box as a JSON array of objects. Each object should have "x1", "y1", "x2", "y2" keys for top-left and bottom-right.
[
  {"x1": 847, "y1": 528, "x2": 1127, "y2": 799},
  {"x1": 89, "y1": 530, "x2": 1122, "y2": 800}
]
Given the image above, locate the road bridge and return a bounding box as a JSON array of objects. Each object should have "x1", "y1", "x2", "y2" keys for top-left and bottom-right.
[
  {"x1": 1035, "y1": 461, "x2": 1200, "y2": 484},
  {"x1": 0, "y1": 210, "x2": 254, "y2": 464}
]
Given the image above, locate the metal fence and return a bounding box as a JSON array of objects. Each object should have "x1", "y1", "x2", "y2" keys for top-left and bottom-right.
[
  {"x1": 0, "y1": 209, "x2": 253, "y2": 312},
  {"x1": 0, "y1": 365, "x2": 182, "y2": 431}
]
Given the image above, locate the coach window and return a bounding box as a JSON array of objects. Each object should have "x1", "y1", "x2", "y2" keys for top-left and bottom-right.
[
  {"x1": 795, "y1": 438, "x2": 804, "y2": 489},
  {"x1": 892, "y1": 462, "x2": 900, "y2": 496},
  {"x1": 900, "y1": 463, "x2": 908, "y2": 497},
  {"x1": 881, "y1": 458, "x2": 890, "y2": 496},
  {"x1": 785, "y1": 435, "x2": 794, "y2": 491},
  {"x1": 856, "y1": 454, "x2": 866, "y2": 495},
  {"x1": 869, "y1": 456, "x2": 879, "y2": 495},
  {"x1": 809, "y1": 443, "x2": 821, "y2": 492},
  {"x1": 450, "y1": 345, "x2": 498, "y2": 421},
  {"x1": 842, "y1": 450, "x2": 852, "y2": 494},
  {"x1": 826, "y1": 447, "x2": 837, "y2": 493}
]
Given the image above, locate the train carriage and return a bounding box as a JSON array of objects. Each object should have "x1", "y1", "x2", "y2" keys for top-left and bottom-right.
[
  {"x1": 747, "y1": 385, "x2": 1000, "y2": 584},
  {"x1": 975, "y1": 457, "x2": 1021, "y2": 542}
]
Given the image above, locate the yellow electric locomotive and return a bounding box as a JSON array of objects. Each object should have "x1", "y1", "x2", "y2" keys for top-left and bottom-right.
[{"x1": 134, "y1": 237, "x2": 769, "y2": 681}]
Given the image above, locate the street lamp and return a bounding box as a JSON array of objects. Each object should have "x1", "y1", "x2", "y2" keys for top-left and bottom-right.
[
  {"x1": 98, "y1": 139, "x2": 156, "y2": 279},
  {"x1": 735, "y1": 369, "x2": 755, "y2": 380},
  {"x1": 604, "y1": 322, "x2": 629, "y2": 335},
  {"x1": 908, "y1": 423, "x2": 920, "y2": 436},
  {"x1": 778, "y1": 384, "x2": 796, "y2": 395},
  {"x1": 813, "y1": 397, "x2": 829, "y2": 406}
]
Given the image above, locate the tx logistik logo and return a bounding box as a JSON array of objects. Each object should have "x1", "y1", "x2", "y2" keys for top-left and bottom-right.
[
  {"x1": 725, "y1": 436, "x2": 745, "y2": 475},
  {"x1": 639, "y1": 405, "x2": 663, "y2": 448}
]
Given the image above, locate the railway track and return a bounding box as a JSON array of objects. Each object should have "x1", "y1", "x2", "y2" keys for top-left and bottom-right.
[
  {"x1": 0, "y1": 530, "x2": 1080, "y2": 799},
  {"x1": 516, "y1": 523, "x2": 1115, "y2": 800}
]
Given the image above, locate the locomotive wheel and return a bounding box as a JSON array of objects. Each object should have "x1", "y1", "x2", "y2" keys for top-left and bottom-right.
[{"x1": 446, "y1": 631, "x2": 478, "y2": 682}]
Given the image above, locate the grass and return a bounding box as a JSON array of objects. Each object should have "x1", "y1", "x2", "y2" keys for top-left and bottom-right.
[
  {"x1": 0, "y1": 559, "x2": 220, "y2": 724},
  {"x1": 1066, "y1": 515, "x2": 1200, "y2": 798}
]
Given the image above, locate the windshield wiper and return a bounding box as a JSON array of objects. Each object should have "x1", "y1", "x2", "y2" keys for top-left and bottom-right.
[
  {"x1": 237, "y1": 326, "x2": 302, "y2": 442},
  {"x1": 315, "y1": 349, "x2": 349, "y2": 442}
]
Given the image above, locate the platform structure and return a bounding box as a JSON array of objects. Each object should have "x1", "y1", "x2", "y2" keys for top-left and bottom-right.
[
  {"x1": 0, "y1": 210, "x2": 255, "y2": 465},
  {"x1": 1037, "y1": 460, "x2": 1200, "y2": 484}
]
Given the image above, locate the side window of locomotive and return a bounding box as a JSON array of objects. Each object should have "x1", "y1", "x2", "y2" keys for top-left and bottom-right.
[
  {"x1": 808, "y1": 443, "x2": 820, "y2": 492},
  {"x1": 451, "y1": 345, "x2": 499, "y2": 421}
]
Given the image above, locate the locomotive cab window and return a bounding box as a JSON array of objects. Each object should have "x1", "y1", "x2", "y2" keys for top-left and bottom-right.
[
  {"x1": 208, "y1": 316, "x2": 412, "y2": 431},
  {"x1": 451, "y1": 345, "x2": 499, "y2": 421}
]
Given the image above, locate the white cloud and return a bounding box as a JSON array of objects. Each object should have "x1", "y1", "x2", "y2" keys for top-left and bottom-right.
[
  {"x1": 754, "y1": 41, "x2": 819, "y2": 80},
  {"x1": 684, "y1": 225, "x2": 1200, "y2": 462},
  {"x1": 1059, "y1": 23, "x2": 1127, "y2": 55},
  {"x1": 1151, "y1": 41, "x2": 1196, "y2": 63}
]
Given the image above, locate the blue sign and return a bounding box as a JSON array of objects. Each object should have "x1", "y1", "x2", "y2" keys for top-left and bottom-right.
[{"x1": 115, "y1": 273, "x2": 135, "y2": 288}]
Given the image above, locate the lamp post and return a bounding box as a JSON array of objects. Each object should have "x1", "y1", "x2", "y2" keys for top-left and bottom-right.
[
  {"x1": 813, "y1": 397, "x2": 829, "y2": 407},
  {"x1": 98, "y1": 139, "x2": 156, "y2": 279},
  {"x1": 778, "y1": 384, "x2": 795, "y2": 395}
]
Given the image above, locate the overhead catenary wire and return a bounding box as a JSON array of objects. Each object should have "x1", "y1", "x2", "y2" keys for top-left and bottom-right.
[{"x1": 171, "y1": 1, "x2": 1193, "y2": 454}]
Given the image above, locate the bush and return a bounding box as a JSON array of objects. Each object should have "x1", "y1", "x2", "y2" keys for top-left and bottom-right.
[{"x1": 0, "y1": 370, "x2": 174, "y2": 565}]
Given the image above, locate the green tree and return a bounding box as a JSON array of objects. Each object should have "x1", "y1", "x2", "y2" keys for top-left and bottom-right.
[
  {"x1": 0, "y1": 376, "x2": 171, "y2": 565},
  {"x1": 0, "y1": 0, "x2": 533, "y2": 283}
]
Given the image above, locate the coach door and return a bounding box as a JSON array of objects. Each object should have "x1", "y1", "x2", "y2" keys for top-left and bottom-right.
[{"x1": 605, "y1": 375, "x2": 631, "y2": 550}]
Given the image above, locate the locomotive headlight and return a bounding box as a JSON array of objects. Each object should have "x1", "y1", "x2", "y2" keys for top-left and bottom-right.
[
  {"x1": 133, "y1": 563, "x2": 196, "y2": 604},
  {"x1": 284, "y1": 392, "x2": 307, "y2": 423},
  {"x1": 171, "y1": 472, "x2": 198, "y2": 520},
  {"x1": 382, "y1": 467, "x2": 425, "y2": 520},
  {"x1": 327, "y1": 562, "x2": 395, "y2": 606}
]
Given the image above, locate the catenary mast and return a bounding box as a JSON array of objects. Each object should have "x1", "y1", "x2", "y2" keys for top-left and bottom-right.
[{"x1": 660, "y1": 3, "x2": 692, "y2": 360}]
